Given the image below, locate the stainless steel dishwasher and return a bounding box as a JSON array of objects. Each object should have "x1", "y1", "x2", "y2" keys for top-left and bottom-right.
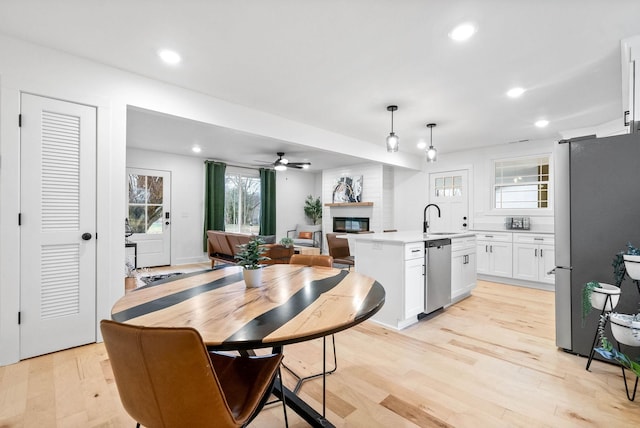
[{"x1": 424, "y1": 238, "x2": 452, "y2": 315}]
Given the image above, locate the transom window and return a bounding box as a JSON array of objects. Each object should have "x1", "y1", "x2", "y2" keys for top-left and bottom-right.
[
  {"x1": 435, "y1": 175, "x2": 463, "y2": 197},
  {"x1": 225, "y1": 172, "x2": 261, "y2": 234},
  {"x1": 494, "y1": 156, "x2": 550, "y2": 209}
]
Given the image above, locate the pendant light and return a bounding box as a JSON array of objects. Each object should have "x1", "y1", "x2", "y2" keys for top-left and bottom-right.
[
  {"x1": 426, "y1": 123, "x2": 437, "y2": 162},
  {"x1": 386, "y1": 105, "x2": 399, "y2": 152}
]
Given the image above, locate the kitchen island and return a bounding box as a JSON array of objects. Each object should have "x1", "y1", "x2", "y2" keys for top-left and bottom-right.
[{"x1": 350, "y1": 231, "x2": 476, "y2": 330}]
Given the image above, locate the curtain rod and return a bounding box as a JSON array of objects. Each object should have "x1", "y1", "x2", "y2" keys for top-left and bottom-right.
[{"x1": 204, "y1": 160, "x2": 268, "y2": 171}]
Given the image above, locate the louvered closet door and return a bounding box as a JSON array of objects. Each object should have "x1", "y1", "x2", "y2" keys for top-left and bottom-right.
[{"x1": 20, "y1": 94, "x2": 97, "y2": 359}]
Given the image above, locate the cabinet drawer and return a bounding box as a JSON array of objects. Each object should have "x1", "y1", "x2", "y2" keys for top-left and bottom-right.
[
  {"x1": 451, "y1": 236, "x2": 476, "y2": 252},
  {"x1": 475, "y1": 232, "x2": 512, "y2": 243},
  {"x1": 513, "y1": 233, "x2": 554, "y2": 245},
  {"x1": 405, "y1": 242, "x2": 425, "y2": 259}
]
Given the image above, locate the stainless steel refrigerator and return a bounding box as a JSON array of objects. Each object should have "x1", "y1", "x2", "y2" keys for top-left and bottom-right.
[{"x1": 555, "y1": 132, "x2": 640, "y2": 359}]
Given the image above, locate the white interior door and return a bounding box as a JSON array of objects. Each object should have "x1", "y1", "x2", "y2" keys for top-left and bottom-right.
[
  {"x1": 20, "y1": 93, "x2": 97, "y2": 359},
  {"x1": 126, "y1": 168, "x2": 171, "y2": 267},
  {"x1": 428, "y1": 170, "x2": 469, "y2": 232}
]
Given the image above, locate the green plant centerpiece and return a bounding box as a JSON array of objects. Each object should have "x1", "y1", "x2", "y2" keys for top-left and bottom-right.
[
  {"x1": 279, "y1": 237, "x2": 294, "y2": 248},
  {"x1": 304, "y1": 195, "x2": 322, "y2": 225},
  {"x1": 235, "y1": 237, "x2": 270, "y2": 288}
]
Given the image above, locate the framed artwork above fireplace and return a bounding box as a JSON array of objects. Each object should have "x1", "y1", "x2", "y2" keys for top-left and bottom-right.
[{"x1": 332, "y1": 175, "x2": 363, "y2": 203}]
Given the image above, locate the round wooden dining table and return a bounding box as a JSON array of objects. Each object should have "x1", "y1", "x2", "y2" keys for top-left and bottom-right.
[{"x1": 110, "y1": 264, "x2": 385, "y2": 427}]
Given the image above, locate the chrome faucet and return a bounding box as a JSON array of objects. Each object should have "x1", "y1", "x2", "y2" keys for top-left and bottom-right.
[{"x1": 423, "y1": 203, "x2": 441, "y2": 233}]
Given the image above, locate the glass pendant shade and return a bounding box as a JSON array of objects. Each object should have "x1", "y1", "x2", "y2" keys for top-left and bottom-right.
[
  {"x1": 425, "y1": 123, "x2": 437, "y2": 163},
  {"x1": 386, "y1": 132, "x2": 399, "y2": 152},
  {"x1": 386, "y1": 105, "x2": 399, "y2": 153},
  {"x1": 426, "y1": 146, "x2": 437, "y2": 162}
]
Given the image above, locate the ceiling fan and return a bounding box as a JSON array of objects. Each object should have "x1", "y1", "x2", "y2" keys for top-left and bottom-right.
[{"x1": 271, "y1": 152, "x2": 311, "y2": 171}]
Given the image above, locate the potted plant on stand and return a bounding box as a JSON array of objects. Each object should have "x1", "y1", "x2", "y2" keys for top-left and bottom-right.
[
  {"x1": 304, "y1": 195, "x2": 323, "y2": 225},
  {"x1": 235, "y1": 237, "x2": 270, "y2": 288}
]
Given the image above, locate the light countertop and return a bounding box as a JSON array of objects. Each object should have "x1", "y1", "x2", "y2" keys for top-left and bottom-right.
[{"x1": 345, "y1": 230, "x2": 476, "y2": 244}]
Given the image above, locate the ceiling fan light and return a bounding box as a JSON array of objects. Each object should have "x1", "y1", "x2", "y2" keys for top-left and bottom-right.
[
  {"x1": 302, "y1": 164, "x2": 310, "y2": 169},
  {"x1": 386, "y1": 133, "x2": 399, "y2": 152},
  {"x1": 274, "y1": 164, "x2": 287, "y2": 171}
]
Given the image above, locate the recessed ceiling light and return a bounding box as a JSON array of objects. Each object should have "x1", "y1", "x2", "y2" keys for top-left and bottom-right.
[
  {"x1": 507, "y1": 87, "x2": 526, "y2": 98},
  {"x1": 158, "y1": 49, "x2": 181, "y2": 65},
  {"x1": 449, "y1": 23, "x2": 476, "y2": 41},
  {"x1": 535, "y1": 119, "x2": 549, "y2": 128},
  {"x1": 417, "y1": 141, "x2": 427, "y2": 150},
  {"x1": 192, "y1": 146, "x2": 201, "y2": 153}
]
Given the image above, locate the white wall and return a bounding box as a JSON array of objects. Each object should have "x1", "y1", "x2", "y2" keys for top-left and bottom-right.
[
  {"x1": 276, "y1": 169, "x2": 321, "y2": 237},
  {"x1": 127, "y1": 148, "x2": 319, "y2": 264},
  {"x1": 321, "y1": 163, "x2": 385, "y2": 251},
  {"x1": 393, "y1": 138, "x2": 557, "y2": 233},
  {"x1": 126, "y1": 148, "x2": 208, "y2": 265},
  {"x1": 0, "y1": 33, "x2": 407, "y2": 366}
]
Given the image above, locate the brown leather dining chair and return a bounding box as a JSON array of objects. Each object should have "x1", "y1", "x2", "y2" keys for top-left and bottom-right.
[
  {"x1": 100, "y1": 319, "x2": 286, "y2": 428},
  {"x1": 286, "y1": 254, "x2": 338, "y2": 393},
  {"x1": 326, "y1": 232, "x2": 355, "y2": 270},
  {"x1": 289, "y1": 253, "x2": 333, "y2": 267}
]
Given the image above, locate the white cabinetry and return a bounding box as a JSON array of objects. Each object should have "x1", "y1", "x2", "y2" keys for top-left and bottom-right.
[
  {"x1": 354, "y1": 239, "x2": 424, "y2": 330},
  {"x1": 476, "y1": 232, "x2": 512, "y2": 278},
  {"x1": 451, "y1": 236, "x2": 476, "y2": 302},
  {"x1": 404, "y1": 243, "x2": 425, "y2": 318},
  {"x1": 513, "y1": 234, "x2": 555, "y2": 284}
]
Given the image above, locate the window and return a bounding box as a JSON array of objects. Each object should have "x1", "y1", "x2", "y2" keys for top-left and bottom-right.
[
  {"x1": 434, "y1": 175, "x2": 463, "y2": 198},
  {"x1": 494, "y1": 156, "x2": 549, "y2": 209},
  {"x1": 225, "y1": 172, "x2": 261, "y2": 234},
  {"x1": 128, "y1": 174, "x2": 164, "y2": 233}
]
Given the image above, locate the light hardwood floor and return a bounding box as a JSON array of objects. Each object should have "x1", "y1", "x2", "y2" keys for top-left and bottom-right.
[{"x1": 1, "y1": 275, "x2": 638, "y2": 427}]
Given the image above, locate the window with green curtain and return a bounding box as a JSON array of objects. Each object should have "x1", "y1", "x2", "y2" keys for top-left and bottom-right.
[
  {"x1": 203, "y1": 161, "x2": 226, "y2": 250},
  {"x1": 259, "y1": 168, "x2": 276, "y2": 236}
]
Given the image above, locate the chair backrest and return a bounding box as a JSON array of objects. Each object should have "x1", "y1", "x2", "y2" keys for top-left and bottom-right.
[
  {"x1": 208, "y1": 230, "x2": 234, "y2": 256},
  {"x1": 100, "y1": 320, "x2": 237, "y2": 428},
  {"x1": 326, "y1": 233, "x2": 351, "y2": 258},
  {"x1": 289, "y1": 254, "x2": 334, "y2": 267}
]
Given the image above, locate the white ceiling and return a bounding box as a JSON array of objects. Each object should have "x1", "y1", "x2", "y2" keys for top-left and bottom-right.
[{"x1": 1, "y1": 1, "x2": 639, "y2": 169}]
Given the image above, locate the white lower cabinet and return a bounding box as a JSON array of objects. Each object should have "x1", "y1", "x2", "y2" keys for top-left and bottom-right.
[
  {"x1": 451, "y1": 236, "x2": 477, "y2": 301},
  {"x1": 404, "y1": 256, "x2": 425, "y2": 318},
  {"x1": 354, "y1": 240, "x2": 425, "y2": 330},
  {"x1": 476, "y1": 232, "x2": 513, "y2": 278},
  {"x1": 513, "y1": 234, "x2": 555, "y2": 284}
]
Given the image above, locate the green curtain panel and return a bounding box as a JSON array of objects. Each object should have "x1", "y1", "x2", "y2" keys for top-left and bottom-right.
[
  {"x1": 203, "y1": 161, "x2": 226, "y2": 251},
  {"x1": 259, "y1": 168, "x2": 276, "y2": 236}
]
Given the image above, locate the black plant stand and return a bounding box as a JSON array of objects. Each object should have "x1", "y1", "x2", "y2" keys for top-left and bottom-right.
[{"x1": 586, "y1": 293, "x2": 614, "y2": 371}]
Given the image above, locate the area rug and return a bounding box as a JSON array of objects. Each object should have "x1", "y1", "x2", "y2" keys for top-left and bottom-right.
[{"x1": 140, "y1": 272, "x2": 184, "y2": 285}]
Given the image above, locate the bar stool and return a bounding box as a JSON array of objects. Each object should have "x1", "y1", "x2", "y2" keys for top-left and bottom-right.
[{"x1": 585, "y1": 282, "x2": 621, "y2": 371}]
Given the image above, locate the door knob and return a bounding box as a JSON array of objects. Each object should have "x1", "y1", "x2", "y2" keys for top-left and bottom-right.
[{"x1": 81, "y1": 233, "x2": 92, "y2": 241}]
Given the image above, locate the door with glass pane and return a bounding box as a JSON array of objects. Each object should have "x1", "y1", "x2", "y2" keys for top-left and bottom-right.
[
  {"x1": 428, "y1": 170, "x2": 469, "y2": 232},
  {"x1": 127, "y1": 168, "x2": 171, "y2": 267}
]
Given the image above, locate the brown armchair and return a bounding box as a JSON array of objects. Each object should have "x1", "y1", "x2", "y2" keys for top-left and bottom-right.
[
  {"x1": 326, "y1": 233, "x2": 355, "y2": 269},
  {"x1": 100, "y1": 320, "x2": 286, "y2": 428}
]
